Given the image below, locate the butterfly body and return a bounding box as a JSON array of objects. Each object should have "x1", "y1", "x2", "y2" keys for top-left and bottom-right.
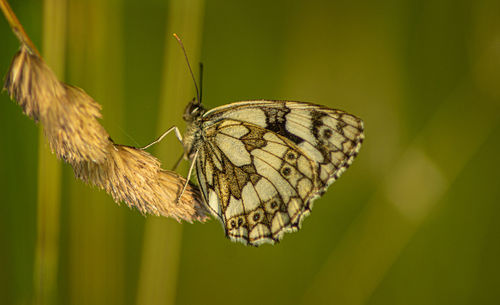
[{"x1": 181, "y1": 99, "x2": 364, "y2": 246}]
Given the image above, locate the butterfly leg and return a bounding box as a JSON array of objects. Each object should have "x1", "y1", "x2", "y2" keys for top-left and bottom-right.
[
  {"x1": 140, "y1": 126, "x2": 183, "y2": 150},
  {"x1": 175, "y1": 149, "x2": 199, "y2": 203},
  {"x1": 171, "y1": 153, "x2": 184, "y2": 171}
]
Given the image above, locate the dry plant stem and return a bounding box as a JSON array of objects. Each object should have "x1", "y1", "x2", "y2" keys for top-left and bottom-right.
[
  {"x1": 1, "y1": 2, "x2": 209, "y2": 222},
  {"x1": 0, "y1": 0, "x2": 40, "y2": 56}
]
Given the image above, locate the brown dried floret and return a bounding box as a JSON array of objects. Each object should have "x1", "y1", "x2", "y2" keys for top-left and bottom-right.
[
  {"x1": 4, "y1": 46, "x2": 110, "y2": 163},
  {"x1": 73, "y1": 145, "x2": 208, "y2": 222}
]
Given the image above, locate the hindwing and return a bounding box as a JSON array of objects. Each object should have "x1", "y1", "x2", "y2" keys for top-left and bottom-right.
[{"x1": 196, "y1": 119, "x2": 321, "y2": 246}]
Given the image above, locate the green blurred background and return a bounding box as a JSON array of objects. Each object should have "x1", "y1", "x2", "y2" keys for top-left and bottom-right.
[{"x1": 1, "y1": 0, "x2": 499, "y2": 304}]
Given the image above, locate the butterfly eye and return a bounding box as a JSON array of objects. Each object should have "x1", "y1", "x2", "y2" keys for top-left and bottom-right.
[{"x1": 183, "y1": 98, "x2": 204, "y2": 122}]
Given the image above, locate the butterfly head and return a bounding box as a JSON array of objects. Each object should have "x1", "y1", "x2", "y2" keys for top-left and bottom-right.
[
  {"x1": 183, "y1": 98, "x2": 205, "y2": 123},
  {"x1": 182, "y1": 98, "x2": 205, "y2": 161}
]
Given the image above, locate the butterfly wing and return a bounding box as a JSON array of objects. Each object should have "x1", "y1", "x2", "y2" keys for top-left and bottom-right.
[
  {"x1": 196, "y1": 119, "x2": 319, "y2": 246},
  {"x1": 197, "y1": 100, "x2": 364, "y2": 246},
  {"x1": 203, "y1": 100, "x2": 364, "y2": 192}
]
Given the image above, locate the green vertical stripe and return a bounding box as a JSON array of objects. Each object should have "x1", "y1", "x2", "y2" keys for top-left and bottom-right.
[
  {"x1": 136, "y1": 1, "x2": 205, "y2": 305},
  {"x1": 34, "y1": 0, "x2": 66, "y2": 304}
]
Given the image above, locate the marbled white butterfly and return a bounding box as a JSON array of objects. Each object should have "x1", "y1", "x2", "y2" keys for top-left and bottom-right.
[{"x1": 144, "y1": 35, "x2": 364, "y2": 246}]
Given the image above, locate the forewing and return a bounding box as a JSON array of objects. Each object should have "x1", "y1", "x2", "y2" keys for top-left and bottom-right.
[
  {"x1": 196, "y1": 119, "x2": 319, "y2": 246},
  {"x1": 203, "y1": 100, "x2": 364, "y2": 193}
]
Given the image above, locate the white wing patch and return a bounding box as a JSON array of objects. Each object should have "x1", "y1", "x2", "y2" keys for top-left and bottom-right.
[
  {"x1": 263, "y1": 132, "x2": 285, "y2": 145},
  {"x1": 208, "y1": 190, "x2": 221, "y2": 217},
  {"x1": 253, "y1": 157, "x2": 295, "y2": 204},
  {"x1": 225, "y1": 196, "x2": 243, "y2": 219},
  {"x1": 251, "y1": 147, "x2": 282, "y2": 171},
  {"x1": 285, "y1": 109, "x2": 315, "y2": 143},
  {"x1": 297, "y1": 155, "x2": 313, "y2": 179},
  {"x1": 298, "y1": 141, "x2": 324, "y2": 162},
  {"x1": 220, "y1": 124, "x2": 249, "y2": 138},
  {"x1": 254, "y1": 178, "x2": 277, "y2": 201},
  {"x1": 222, "y1": 108, "x2": 267, "y2": 127},
  {"x1": 241, "y1": 183, "x2": 260, "y2": 211},
  {"x1": 215, "y1": 133, "x2": 251, "y2": 166}
]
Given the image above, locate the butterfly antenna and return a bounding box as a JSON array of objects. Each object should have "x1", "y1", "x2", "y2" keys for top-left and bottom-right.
[
  {"x1": 173, "y1": 33, "x2": 201, "y2": 104},
  {"x1": 199, "y1": 62, "x2": 204, "y2": 105}
]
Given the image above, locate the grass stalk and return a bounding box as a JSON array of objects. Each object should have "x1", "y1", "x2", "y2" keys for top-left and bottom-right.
[
  {"x1": 33, "y1": 0, "x2": 66, "y2": 304},
  {"x1": 136, "y1": 1, "x2": 205, "y2": 305},
  {"x1": 67, "y1": 0, "x2": 125, "y2": 304}
]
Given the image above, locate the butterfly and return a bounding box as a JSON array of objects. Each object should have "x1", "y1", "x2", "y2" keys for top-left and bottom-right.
[
  {"x1": 144, "y1": 35, "x2": 364, "y2": 246},
  {"x1": 147, "y1": 98, "x2": 364, "y2": 246}
]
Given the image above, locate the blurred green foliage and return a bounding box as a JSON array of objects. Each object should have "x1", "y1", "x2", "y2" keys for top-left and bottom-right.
[{"x1": 1, "y1": 0, "x2": 499, "y2": 305}]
